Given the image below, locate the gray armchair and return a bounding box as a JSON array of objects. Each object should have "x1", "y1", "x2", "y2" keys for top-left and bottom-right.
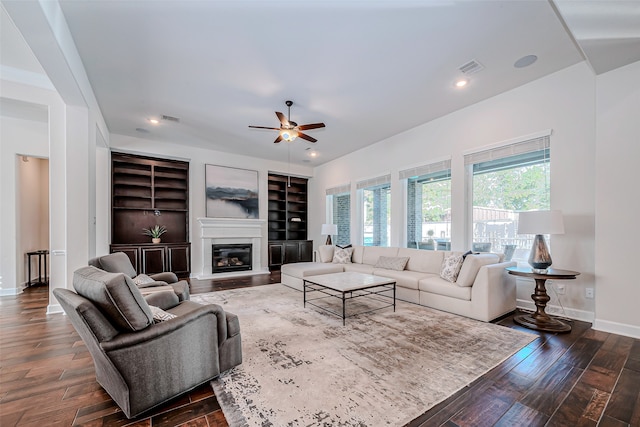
[
  {"x1": 89, "y1": 252, "x2": 190, "y2": 301},
  {"x1": 53, "y1": 266, "x2": 242, "y2": 418}
]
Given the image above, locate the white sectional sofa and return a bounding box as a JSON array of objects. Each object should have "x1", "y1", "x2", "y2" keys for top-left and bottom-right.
[{"x1": 280, "y1": 245, "x2": 516, "y2": 322}]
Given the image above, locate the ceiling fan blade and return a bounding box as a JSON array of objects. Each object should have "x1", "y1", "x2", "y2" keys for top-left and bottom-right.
[
  {"x1": 297, "y1": 132, "x2": 317, "y2": 143},
  {"x1": 274, "y1": 135, "x2": 283, "y2": 144},
  {"x1": 248, "y1": 125, "x2": 280, "y2": 130},
  {"x1": 275, "y1": 112, "x2": 289, "y2": 127},
  {"x1": 297, "y1": 122, "x2": 325, "y2": 131}
]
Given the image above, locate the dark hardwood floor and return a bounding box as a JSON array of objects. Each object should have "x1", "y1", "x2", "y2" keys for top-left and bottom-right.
[{"x1": 1, "y1": 272, "x2": 638, "y2": 426}]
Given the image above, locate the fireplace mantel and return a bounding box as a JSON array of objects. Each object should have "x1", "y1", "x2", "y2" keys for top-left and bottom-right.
[{"x1": 196, "y1": 218, "x2": 268, "y2": 279}]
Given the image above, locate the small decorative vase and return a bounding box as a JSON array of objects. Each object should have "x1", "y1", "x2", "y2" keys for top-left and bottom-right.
[{"x1": 152, "y1": 238, "x2": 161, "y2": 244}]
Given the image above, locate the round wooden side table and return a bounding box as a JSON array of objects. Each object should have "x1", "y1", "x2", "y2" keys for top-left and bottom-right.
[{"x1": 506, "y1": 266, "x2": 580, "y2": 333}]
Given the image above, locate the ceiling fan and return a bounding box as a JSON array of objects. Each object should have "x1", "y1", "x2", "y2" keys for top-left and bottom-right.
[{"x1": 249, "y1": 100, "x2": 325, "y2": 144}]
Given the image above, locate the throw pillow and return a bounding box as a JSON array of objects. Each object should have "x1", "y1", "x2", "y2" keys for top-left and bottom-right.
[
  {"x1": 133, "y1": 274, "x2": 155, "y2": 285},
  {"x1": 332, "y1": 246, "x2": 354, "y2": 264},
  {"x1": 336, "y1": 244, "x2": 352, "y2": 249},
  {"x1": 374, "y1": 256, "x2": 409, "y2": 271},
  {"x1": 149, "y1": 305, "x2": 177, "y2": 323},
  {"x1": 440, "y1": 252, "x2": 465, "y2": 283}
]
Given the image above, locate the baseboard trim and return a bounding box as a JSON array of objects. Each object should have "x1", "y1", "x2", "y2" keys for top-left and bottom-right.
[
  {"x1": 593, "y1": 318, "x2": 640, "y2": 339},
  {"x1": 517, "y1": 299, "x2": 594, "y2": 323},
  {"x1": 47, "y1": 304, "x2": 64, "y2": 315},
  {"x1": 0, "y1": 286, "x2": 25, "y2": 296}
]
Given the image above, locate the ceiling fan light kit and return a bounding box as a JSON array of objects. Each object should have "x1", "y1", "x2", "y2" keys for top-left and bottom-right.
[{"x1": 249, "y1": 100, "x2": 325, "y2": 144}]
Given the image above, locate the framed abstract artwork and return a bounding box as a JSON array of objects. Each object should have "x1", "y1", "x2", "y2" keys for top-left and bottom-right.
[{"x1": 205, "y1": 165, "x2": 259, "y2": 218}]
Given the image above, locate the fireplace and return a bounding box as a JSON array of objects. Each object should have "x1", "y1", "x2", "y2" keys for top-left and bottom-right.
[
  {"x1": 212, "y1": 244, "x2": 252, "y2": 273},
  {"x1": 196, "y1": 217, "x2": 267, "y2": 279}
]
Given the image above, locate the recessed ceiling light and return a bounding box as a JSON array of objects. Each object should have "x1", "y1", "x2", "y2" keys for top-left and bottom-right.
[
  {"x1": 149, "y1": 119, "x2": 159, "y2": 124},
  {"x1": 308, "y1": 150, "x2": 318, "y2": 158},
  {"x1": 514, "y1": 55, "x2": 538, "y2": 68},
  {"x1": 455, "y1": 79, "x2": 468, "y2": 88}
]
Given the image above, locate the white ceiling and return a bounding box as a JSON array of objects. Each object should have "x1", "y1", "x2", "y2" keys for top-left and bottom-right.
[{"x1": 2, "y1": 0, "x2": 639, "y2": 165}]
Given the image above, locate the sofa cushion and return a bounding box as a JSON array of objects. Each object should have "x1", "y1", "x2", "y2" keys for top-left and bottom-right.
[
  {"x1": 374, "y1": 256, "x2": 409, "y2": 271},
  {"x1": 281, "y1": 262, "x2": 344, "y2": 278},
  {"x1": 332, "y1": 247, "x2": 354, "y2": 264},
  {"x1": 397, "y1": 248, "x2": 444, "y2": 274},
  {"x1": 343, "y1": 263, "x2": 375, "y2": 274},
  {"x1": 440, "y1": 252, "x2": 464, "y2": 282},
  {"x1": 317, "y1": 245, "x2": 335, "y2": 263},
  {"x1": 372, "y1": 269, "x2": 431, "y2": 290},
  {"x1": 98, "y1": 252, "x2": 137, "y2": 278},
  {"x1": 419, "y1": 276, "x2": 472, "y2": 301},
  {"x1": 362, "y1": 246, "x2": 399, "y2": 266},
  {"x1": 456, "y1": 253, "x2": 500, "y2": 287},
  {"x1": 73, "y1": 266, "x2": 153, "y2": 332},
  {"x1": 352, "y1": 246, "x2": 365, "y2": 264}
]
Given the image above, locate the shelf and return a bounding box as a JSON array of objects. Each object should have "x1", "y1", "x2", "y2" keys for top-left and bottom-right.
[
  {"x1": 112, "y1": 152, "x2": 189, "y2": 245},
  {"x1": 268, "y1": 173, "x2": 307, "y2": 244}
]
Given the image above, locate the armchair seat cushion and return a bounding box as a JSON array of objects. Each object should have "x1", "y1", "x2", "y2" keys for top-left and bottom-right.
[{"x1": 73, "y1": 266, "x2": 153, "y2": 332}]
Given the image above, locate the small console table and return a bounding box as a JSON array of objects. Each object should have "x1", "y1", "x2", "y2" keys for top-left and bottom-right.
[
  {"x1": 506, "y1": 266, "x2": 580, "y2": 333},
  {"x1": 26, "y1": 250, "x2": 49, "y2": 287}
]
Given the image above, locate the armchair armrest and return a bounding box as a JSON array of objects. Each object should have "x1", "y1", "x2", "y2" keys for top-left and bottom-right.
[
  {"x1": 144, "y1": 291, "x2": 180, "y2": 310},
  {"x1": 150, "y1": 272, "x2": 179, "y2": 283}
]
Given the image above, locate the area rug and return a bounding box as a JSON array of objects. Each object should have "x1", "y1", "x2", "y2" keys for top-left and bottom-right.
[{"x1": 192, "y1": 284, "x2": 534, "y2": 427}]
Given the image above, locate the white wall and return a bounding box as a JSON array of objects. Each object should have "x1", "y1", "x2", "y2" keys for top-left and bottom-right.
[
  {"x1": 593, "y1": 61, "x2": 640, "y2": 338},
  {"x1": 0, "y1": 109, "x2": 49, "y2": 295},
  {"x1": 311, "y1": 62, "x2": 598, "y2": 323},
  {"x1": 108, "y1": 134, "x2": 314, "y2": 277}
]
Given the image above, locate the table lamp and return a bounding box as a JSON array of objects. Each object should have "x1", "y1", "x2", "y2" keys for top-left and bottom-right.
[
  {"x1": 517, "y1": 210, "x2": 565, "y2": 273},
  {"x1": 321, "y1": 224, "x2": 338, "y2": 245}
]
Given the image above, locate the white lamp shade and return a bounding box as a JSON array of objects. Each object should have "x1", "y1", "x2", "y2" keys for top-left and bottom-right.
[
  {"x1": 517, "y1": 210, "x2": 565, "y2": 235},
  {"x1": 321, "y1": 223, "x2": 338, "y2": 235}
]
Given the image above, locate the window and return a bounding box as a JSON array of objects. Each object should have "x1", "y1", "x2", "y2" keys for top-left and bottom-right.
[
  {"x1": 326, "y1": 185, "x2": 351, "y2": 246},
  {"x1": 401, "y1": 160, "x2": 452, "y2": 250},
  {"x1": 357, "y1": 175, "x2": 391, "y2": 247},
  {"x1": 465, "y1": 134, "x2": 550, "y2": 262}
]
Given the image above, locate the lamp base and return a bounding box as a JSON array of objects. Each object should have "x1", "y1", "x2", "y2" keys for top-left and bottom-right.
[
  {"x1": 325, "y1": 236, "x2": 332, "y2": 245},
  {"x1": 531, "y1": 268, "x2": 549, "y2": 274},
  {"x1": 528, "y1": 234, "x2": 552, "y2": 273}
]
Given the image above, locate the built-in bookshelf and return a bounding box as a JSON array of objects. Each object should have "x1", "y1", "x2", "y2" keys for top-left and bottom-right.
[
  {"x1": 110, "y1": 152, "x2": 190, "y2": 276},
  {"x1": 267, "y1": 173, "x2": 312, "y2": 268}
]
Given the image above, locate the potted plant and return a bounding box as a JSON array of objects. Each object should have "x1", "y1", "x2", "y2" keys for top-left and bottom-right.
[{"x1": 142, "y1": 225, "x2": 167, "y2": 244}]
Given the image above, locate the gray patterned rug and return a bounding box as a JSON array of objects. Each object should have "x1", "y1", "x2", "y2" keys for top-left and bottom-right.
[{"x1": 192, "y1": 284, "x2": 534, "y2": 427}]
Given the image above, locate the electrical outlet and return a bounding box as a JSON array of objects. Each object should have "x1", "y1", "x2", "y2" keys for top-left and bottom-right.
[
  {"x1": 585, "y1": 287, "x2": 594, "y2": 299},
  {"x1": 555, "y1": 283, "x2": 566, "y2": 295}
]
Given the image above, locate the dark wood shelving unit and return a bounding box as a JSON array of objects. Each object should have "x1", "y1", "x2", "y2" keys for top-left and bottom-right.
[
  {"x1": 110, "y1": 152, "x2": 190, "y2": 277},
  {"x1": 267, "y1": 173, "x2": 312, "y2": 269}
]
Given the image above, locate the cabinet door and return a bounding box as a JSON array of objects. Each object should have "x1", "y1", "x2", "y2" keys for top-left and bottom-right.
[
  {"x1": 298, "y1": 240, "x2": 313, "y2": 262},
  {"x1": 268, "y1": 243, "x2": 284, "y2": 267},
  {"x1": 283, "y1": 242, "x2": 300, "y2": 264},
  {"x1": 110, "y1": 245, "x2": 140, "y2": 275},
  {"x1": 141, "y1": 246, "x2": 166, "y2": 275},
  {"x1": 167, "y1": 244, "x2": 190, "y2": 277}
]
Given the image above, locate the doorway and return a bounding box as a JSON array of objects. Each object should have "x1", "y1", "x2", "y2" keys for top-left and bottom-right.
[{"x1": 17, "y1": 155, "x2": 50, "y2": 289}]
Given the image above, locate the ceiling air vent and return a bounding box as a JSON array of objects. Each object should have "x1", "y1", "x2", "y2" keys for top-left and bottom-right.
[
  {"x1": 458, "y1": 59, "x2": 484, "y2": 75},
  {"x1": 161, "y1": 114, "x2": 180, "y2": 123}
]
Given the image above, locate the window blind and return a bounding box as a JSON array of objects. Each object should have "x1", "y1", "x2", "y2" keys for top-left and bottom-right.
[
  {"x1": 356, "y1": 174, "x2": 391, "y2": 190},
  {"x1": 464, "y1": 134, "x2": 550, "y2": 166},
  {"x1": 399, "y1": 159, "x2": 452, "y2": 180},
  {"x1": 325, "y1": 184, "x2": 350, "y2": 196}
]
